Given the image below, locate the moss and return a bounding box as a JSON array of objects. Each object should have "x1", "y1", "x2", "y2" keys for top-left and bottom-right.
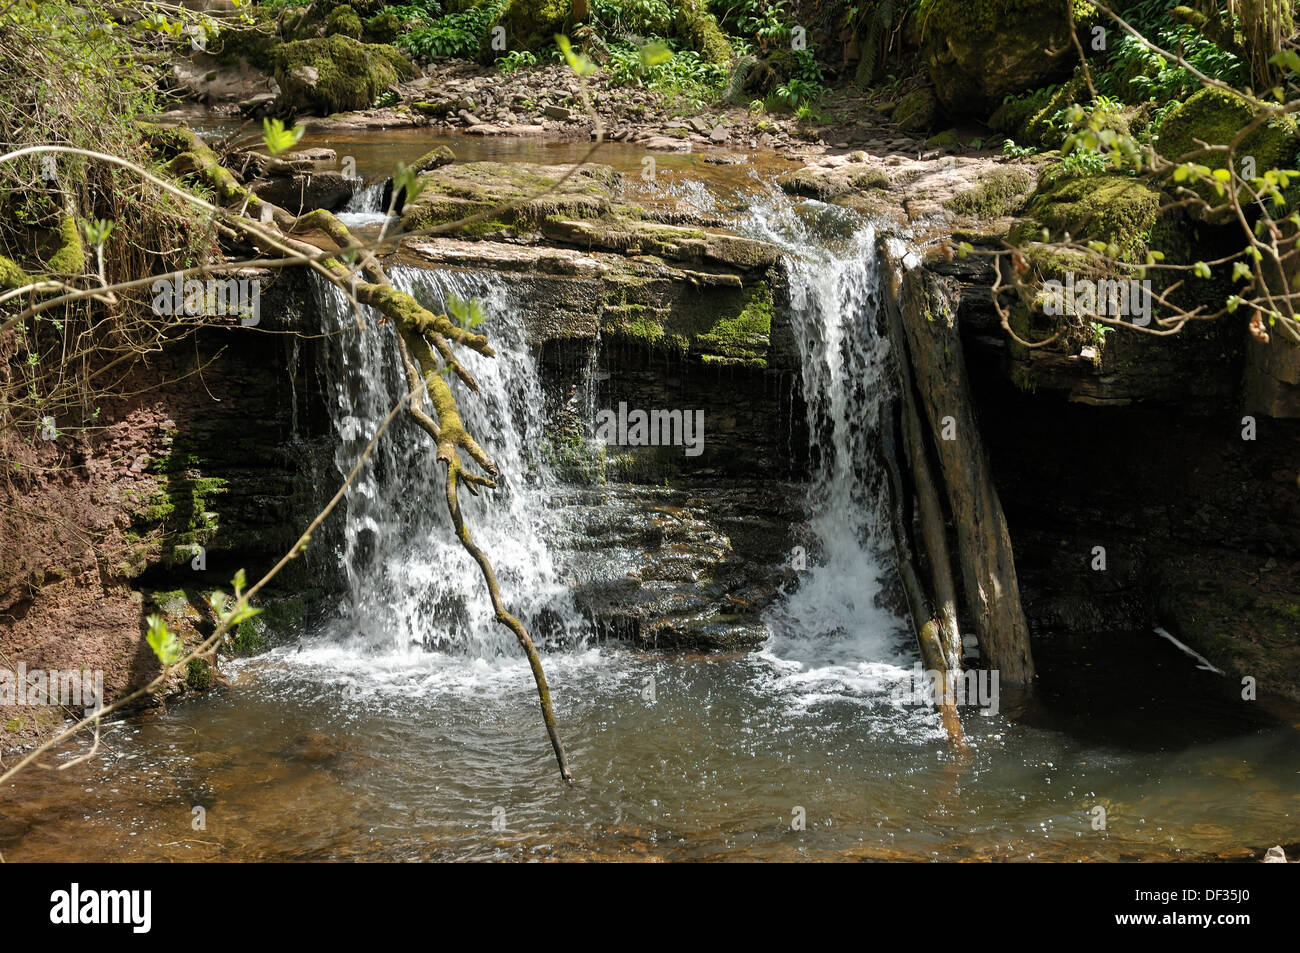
[
  {"x1": 918, "y1": 0, "x2": 1096, "y2": 114},
  {"x1": 1157, "y1": 87, "x2": 1297, "y2": 168},
  {"x1": 363, "y1": 11, "x2": 402, "y2": 44},
  {"x1": 0, "y1": 254, "x2": 30, "y2": 289},
  {"x1": 1155, "y1": 86, "x2": 1299, "y2": 216},
  {"x1": 1011, "y1": 173, "x2": 1162, "y2": 262},
  {"x1": 919, "y1": 0, "x2": 1096, "y2": 47},
  {"x1": 410, "y1": 145, "x2": 456, "y2": 173},
  {"x1": 185, "y1": 658, "x2": 215, "y2": 691},
  {"x1": 673, "y1": 0, "x2": 733, "y2": 65},
  {"x1": 944, "y1": 167, "x2": 1036, "y2": 218},
  {"x1": 893, "y1": 87, "x2": 938, "y2": 132},
  {"x1": 5, "y1": 717, "x2": 25, "y2": 733},
  {"x1": 989, "y1": 74, "x2": 1084, "y2": 149},
  {"x1": 325, "y1": 4, "x2": 363, "y2": 39},
  {"x1": 925, "y1": 128, "x2": 962, "y2": 150},
  {"x1": 273, "y1": 35, "x2": 414, "y2": 115},
  {"x1": 214, "y1": 13, "x2": 280, "y2": 69},
  {"x1": 45, "y1": 216, "x2": 85, "y2": 276},
  {"x1": 499, "y1": 0, "x2": 571, "y2": 54},
  {"x1": 399, "y1": 161, "x2": 615, "y2": 232},
  {"x1": 694, "y1": 280, "x2": 773, "y2": 366},
  {"x1": 133, "y1": 447, "x2": 227, "y2": 564},
  {"x1": 228, "y1": 595, "x2": 307, "y2": 655}
]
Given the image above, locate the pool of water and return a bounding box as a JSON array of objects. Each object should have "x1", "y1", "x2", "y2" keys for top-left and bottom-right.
[{"x1": 2, "y1": 624, "x2": 1296, "y2": 862}]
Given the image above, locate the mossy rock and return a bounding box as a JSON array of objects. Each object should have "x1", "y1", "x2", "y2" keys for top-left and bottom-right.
[
  {"x1": 44, "y1": 216, "x2": 85, "y2": 276},
  {"x1": 363, "y1": 11, "x2": 402, "y2": 44},
  {"x1": 693, "y1": 280, "x2": 774, "y2": 366},
  {"x1": 0, "y1": 254, "x2": 30, "y2": 289},
  {"x1": 325, "y1": 4, "x2": 363, "y2": 39},
  {"x1": 893, "y1": 86, "x2": 939, "y2": 133},
  {"x1": 673, "y1": 0, "x2": 733, "y2": 66},
  {"x1": 399, "y1": 160, "x2": 618, "y2": 233},
  {"x1": 499, "y1": 0, "x2": 571, "y2": 54},
  {"x1": 919, "y1": 0, "x2": 1096, "y2": 115},
  {"x1": 186, "y1": 658, "x2": 215, "y2": 691},
  {"x1": 944, "y1": 166, "x2": 1037, "y2": 219},
  {"x1": 410, "y1": 145, "x2": 456, "y2": 173},
  {"x1": 273, "y1": 35, "x2": 414, "y2": 115},
  {"x1": 924, "y1": 128, "x2": 962, "y2": 151},
  {"x1": 989, "y1": 73, "x2": 1085, "y2": 149},
  {"x1": 1155, "y1": 86, "x2": 1300, "y2": 219},
  {"x1": 1011, "y1": 173, "x2": 1162, "y2": 262}
]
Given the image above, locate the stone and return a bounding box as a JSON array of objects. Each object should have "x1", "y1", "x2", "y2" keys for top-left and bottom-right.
[
  {"x1": 892, "y1": 87, "x2": 938, "y2": 133},
  {"x1": 252, "y1": 170, "x2": 354, "y2": 214},
  {"x1": 544, "y1": 104, "x2": 573, "y2": 120},
  {"x1": 921, "y1": 0, "x2": 1093, "y2": 115}
]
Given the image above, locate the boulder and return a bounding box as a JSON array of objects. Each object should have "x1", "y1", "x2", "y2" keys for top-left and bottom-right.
[
  {"x1": 920, "y1": 0, "x2": 1094, "y2": 116},
  {"x1": 252, "y1": 171, "x2": 355, "y2": 214},
  {"x1": 272, "y1": 35, "x2": 413, "y2": 114}
]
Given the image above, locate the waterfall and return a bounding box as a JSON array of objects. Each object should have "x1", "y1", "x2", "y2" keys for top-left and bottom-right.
[
  {"x1": 309, "y1": 266, "x2": 585, "y2": 661},
  {"x1": 336, "y1": 181, "x2": 389, "y2": 229},
  {"x1": 742, "y1": 196, "x2": 915, "y2": 691}
]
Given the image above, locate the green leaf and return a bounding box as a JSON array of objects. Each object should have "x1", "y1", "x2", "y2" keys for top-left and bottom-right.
[
  {"x1": 392, "y1": 161, "x2": 425, "y2": 205},
  {"x1": 79, "y1": 218, "x2": 114, "y2": 246},
  {"x1": 262, "y1": 117, "x2": 304, "y2": 157},
  {"x1": 447, "y1": 294, "x2": 487, "y2": 329},
  {"x1": 639, "y1": 41, "x2": 672, "y2": 68},
  {"x1": 555, "y1": 34, "x2": 595, "y2": 76},
  {"x1": 1193, "y1": 261, "x2": 1212, "y2": 279},
  {"x1": 146, "y1": 614, "x2": 183, "y2": 665},
  {"x1": 1232, "y1": 261, "x2": 1253, "y2": 283}
]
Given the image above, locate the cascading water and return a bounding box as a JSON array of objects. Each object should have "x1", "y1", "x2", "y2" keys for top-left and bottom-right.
[
  {"x1": 336, "y1": 181, "x2": 389, "y2": 229},
  {"x1": 741, "y1": 196, "x2": 921, "y2": 708},
  {"x1": 308, "y1": 266, "x2": 586, "y2": 673},
  {"x1": 301, "y1": 191, "x2": 919, "y2": 712}
]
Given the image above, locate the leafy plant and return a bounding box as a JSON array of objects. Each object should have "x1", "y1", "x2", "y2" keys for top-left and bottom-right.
[
  {"x1": 496, "y1": 49, "x2": 537, "y2": 73},
  {"x1": 447, "y1": 294, "x2": 487, "y2": 329},
  {"x1": 262, "y1": 117, "x2": 304, "y2": 156},
  {"x1": 774, "y1": 76, "x2": 826, "y2": 109},
  {"x1": 397, "y1": 1, "x2": 504, "y2": 61},
  {"x1": 146, "y1": 614, "x2": 182, "y2": 665}
]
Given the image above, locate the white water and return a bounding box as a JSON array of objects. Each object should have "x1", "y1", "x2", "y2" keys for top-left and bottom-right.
[
  {"x1": 336, "y1": 181, "x2": 389, "y2": 229},
  {"x1": 741, "y1": 195, "x2": 917, "y2": 704},
  {"x1": 300, "y1": 266, "x2": 586, "y2": 696},
  {"x1": 277, "y1": 192, "x2": 919, "y2": 721}
]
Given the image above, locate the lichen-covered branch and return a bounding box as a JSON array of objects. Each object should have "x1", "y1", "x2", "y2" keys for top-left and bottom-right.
[{"x1": 144, "y1": 122, "x2": 574, "y2": 782}]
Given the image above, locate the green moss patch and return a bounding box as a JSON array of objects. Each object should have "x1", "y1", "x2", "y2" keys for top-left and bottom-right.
[
  {"x1": 1011, "y1": 173, "x2": 1162, "y2": 262},
  {"x1": 273, "y1": 35, "x2": 413, "y2": 115}
]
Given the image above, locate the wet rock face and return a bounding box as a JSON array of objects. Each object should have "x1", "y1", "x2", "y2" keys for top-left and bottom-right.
[
  {"x1": 552, "y1": 482, "x2": 803, "y2": 651},
  {"x1": 965, "y1": 332, "x2": 1300, "y2": 699}
]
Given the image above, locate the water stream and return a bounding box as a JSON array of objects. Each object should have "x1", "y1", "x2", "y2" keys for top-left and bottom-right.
[{"x1": 2, "y1": 158, "x2": 1296, "y2": 862}]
